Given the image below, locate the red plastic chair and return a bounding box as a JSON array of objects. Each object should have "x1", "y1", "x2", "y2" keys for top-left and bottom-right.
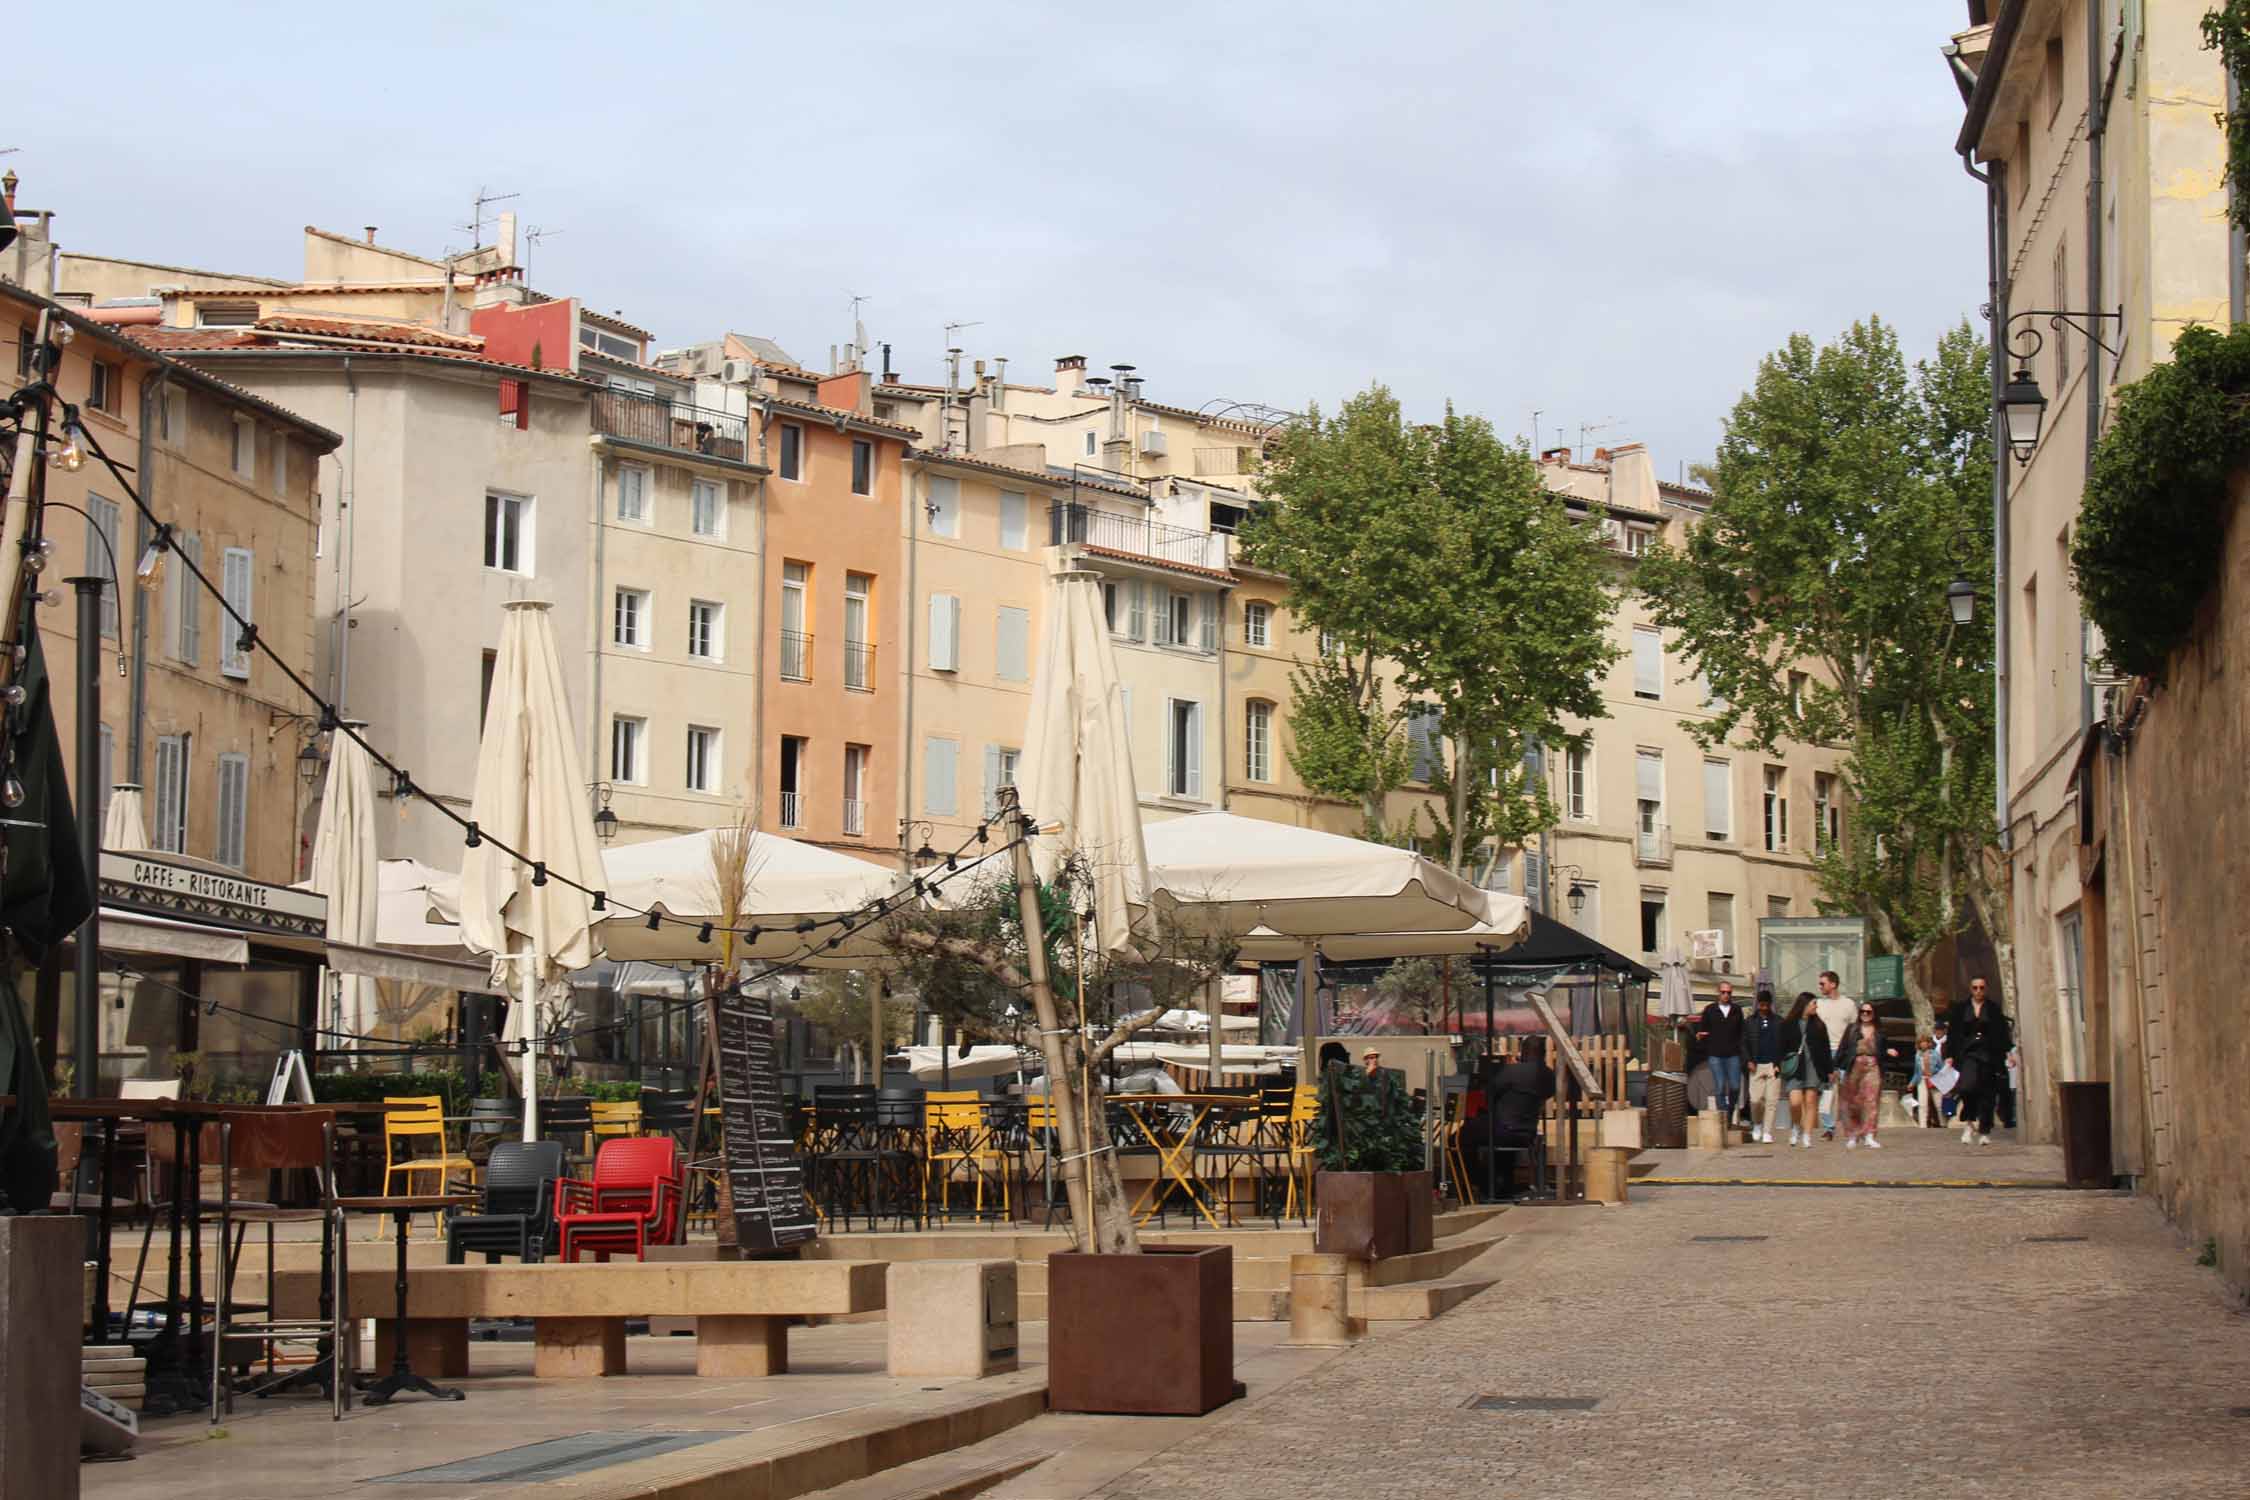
[{"x1": 552, "y1": 1136, "x2": 682, "y2": 1263}]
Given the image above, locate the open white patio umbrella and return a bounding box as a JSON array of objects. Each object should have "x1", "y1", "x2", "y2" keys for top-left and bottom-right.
[
  {"x1": 459, "y1": 601, "x2": 606, "y2": 1139},
  {"x1": 1232, "y1": 886, "x2": 1531, "y2": 963},
  {"x1": 594, "y1": 827, "x2": 906, "y2": 964},
  {"x1": 101, "y1": 782, "x2": 149, "y2": 850},
  {"x1": 306, "y1": 728, "x2": 380, "y2": 1043},
  {"x1": 1014, "y1": 568, "x2": 1150, "y2": 958}
]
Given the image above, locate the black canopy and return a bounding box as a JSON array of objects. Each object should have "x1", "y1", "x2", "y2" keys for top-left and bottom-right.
[{"x1": 1467, "y1": 910, "x2": 1654, "y2": 982}]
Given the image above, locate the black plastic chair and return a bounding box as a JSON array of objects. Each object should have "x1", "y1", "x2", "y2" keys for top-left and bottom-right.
[
  {"x1": 446, "y1": 1140, "x2": 565, "y2": 1263},
  {"x1": 537, "y1": 1096, "x2": 594, "y2": 1168}
]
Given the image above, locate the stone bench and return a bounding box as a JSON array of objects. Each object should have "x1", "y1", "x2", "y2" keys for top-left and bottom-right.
[{"x1": 271, "y1": 1258, "x2": 885, "y2": 1378}]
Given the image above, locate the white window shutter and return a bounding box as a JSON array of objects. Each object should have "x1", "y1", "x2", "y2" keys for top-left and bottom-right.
[
  {"x1": 925, "y1": 738, "x2": 958, "y2": 816},
  {"x1": 1127, "y1": 582, "x2": 1146, "y2": 641},
  {"x1": 1198, "y1": 593, "x2": 1218, "y2": 653},
  {"x1": 220, "y1": 547, "x2": 254, "y2": 679},
  {"x1": 997, "y1": 606, "x2": 1028, "y2": 681},
  {"x1": 1185, "y1": 704, "x2": 1202, "y2": 798},
  {"x1": 1164, "y1": 702, "x2": 1178, "y2": 797},
  {"x1": 929, "y1": 593, "x2": 960, "y2": 671}
]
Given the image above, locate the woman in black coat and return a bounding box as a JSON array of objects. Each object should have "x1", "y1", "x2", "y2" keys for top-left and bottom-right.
[{"x1": 1779, "y1": 992, "x2": 1834, "y2": 1149}]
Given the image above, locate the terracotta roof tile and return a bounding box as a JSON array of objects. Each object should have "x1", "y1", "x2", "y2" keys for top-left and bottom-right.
[
  {"x1": 1077, "y1": 542, "x2": 1233, "y2": 584},
  {"x1": 760, "y1": 392, "x2": 921, "y2": 441},
  {"x1": 253, "y1": 314, "x2": 483, "y2": 351},
  {"x1": 125, "y1": 327, "x2": 258, "y2": 350}
]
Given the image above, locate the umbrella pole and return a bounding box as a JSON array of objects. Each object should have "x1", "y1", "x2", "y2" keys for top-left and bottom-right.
[
  {"x1": 520, "y1": 961, "x2": 540, "y2": 1142},
  {"x1": 1205, "y1": 975, "x2": 1223, "y2": 1085},
  {"x1": 1295, "y1": 945, "x2": 1314, "y2": 1081},
  {"x1": 1482, "y1": 946, "x2": 1496, "y2": 1060}
]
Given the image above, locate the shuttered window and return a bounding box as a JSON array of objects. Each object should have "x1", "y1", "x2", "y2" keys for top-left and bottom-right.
[
  {"x1": 215, "y1": 753, "x2": 249, "y2": 869},
  {"x1": 220, "y1": 547, "x2": 254, "y2": 679},
  {"x1": 1703, "y1": 759, "x2": 1732, "y2": 841},
  {"x1": 998, "y1": 491, "x2": 1028, "y2": 550},
  {"x1": 172, "y1": 532, "x2": 202, "y2": 664},
  {"x1": 1198, "y1": 593, "x2": 1218, "y2": 653},
  {"x1": 86, "y1": 496, "x2": 121, "y2": 639},
  {"x1": 152, "y1": 734, "x2": 189, "y2": 854},
  {"x1": 1166, "y1": 699, "x2": 1202, "y2": 799},
  {"x1": 1631, "y1": 625, "x2": 1662, "y2": 700},
  {"x1": 996, "y1": 606, "x2": 1029, "y2": 682},
  {"x1": 924, "y1": 737, "x2": 958, "y2": 816},
  {"x1": 928, "y1": 593, "x2": 961, "y2": 671}
]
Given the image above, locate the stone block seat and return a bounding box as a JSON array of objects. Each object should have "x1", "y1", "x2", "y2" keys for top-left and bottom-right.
[{"x1": 272, "y1": 1258, "x2": 885, "y2": 1378}]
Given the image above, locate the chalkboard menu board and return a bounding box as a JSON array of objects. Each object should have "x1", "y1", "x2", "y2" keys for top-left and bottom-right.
[{"x1": 713, "y1": 984, "x2": 818, "y2": 1252}]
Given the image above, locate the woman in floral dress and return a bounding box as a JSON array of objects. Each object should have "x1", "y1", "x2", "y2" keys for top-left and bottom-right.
[{"x1": 1833, "y1": 1002, "x2": 1902, "y2": 1148}]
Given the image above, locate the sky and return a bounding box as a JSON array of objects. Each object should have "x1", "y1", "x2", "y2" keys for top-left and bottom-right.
[{"x1": 6, "y1": 1, "x2": 1983, "y2": 474}]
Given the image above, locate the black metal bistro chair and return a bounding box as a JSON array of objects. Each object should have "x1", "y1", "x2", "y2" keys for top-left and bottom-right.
[{"x1": 446, "y1": 1140, "x2": 565, "y2": 1264}]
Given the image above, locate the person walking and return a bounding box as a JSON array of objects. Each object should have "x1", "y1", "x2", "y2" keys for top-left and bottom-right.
[
  {"x1": 1812, "y1": 970, "x2": 1856, "y2": 1139},
  {"x1": 1779, "y1": 992, "x2": 1832, "y2": 1148},
  {"x1": 1928, "y1": 1018, "x2": 1956, "y2": 1122},
  {"x1": 1834, "y1": 1001, "x2": 1903, "y2": 1148},
  {"x1": 1696, "y1": 983, "x2": 1748, "y2": 1124},
  {"x1": 1946, "y1": 978, "x2": 2014, "y2": 1145},
  {"x1": 1744, "y1": 989, "x2": 1786, "y2": 1143},
  {"x1": 1905, "y1": 1033, "x2": 1943, "y2": 1127}
]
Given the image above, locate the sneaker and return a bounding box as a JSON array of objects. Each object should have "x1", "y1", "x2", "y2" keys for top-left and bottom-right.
[
  {"x1": 1845, "y1": 1136, "x2": 1859, "y2": 1150},
  {"x1": 1962, "y1": 1125, "x2": 1976, "y2": 1144},
  {"x1": 1866, "y1": 1136, "x2": 1882, "y2": 1149},
  {"x1": 1975, "y1": 1133, "x2": 1991, "y2": 1146}
]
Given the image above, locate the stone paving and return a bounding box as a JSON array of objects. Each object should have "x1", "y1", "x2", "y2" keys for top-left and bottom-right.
[
  {"x1": 1638, "y1": 1116, "x2": 2068, "y2": 1186},
  {"x1": 1090, "y1": 1185, "x2": 2250, "y2": 1500}
]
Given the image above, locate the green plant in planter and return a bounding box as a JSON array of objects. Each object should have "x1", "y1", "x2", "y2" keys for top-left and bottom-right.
[{"x1": 1312, "y1": 1064, "x2": 1424, "y2": 1173}]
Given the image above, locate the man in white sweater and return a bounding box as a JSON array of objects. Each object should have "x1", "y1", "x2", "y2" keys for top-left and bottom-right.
[{"x1": 1813, "y1": 969, "x2": 1857, "y2": 1140}]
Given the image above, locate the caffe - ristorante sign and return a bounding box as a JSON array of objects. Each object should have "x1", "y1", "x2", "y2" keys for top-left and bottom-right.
[{"x1": 98, "y1": 852, "x2": 327, "y2": 941}]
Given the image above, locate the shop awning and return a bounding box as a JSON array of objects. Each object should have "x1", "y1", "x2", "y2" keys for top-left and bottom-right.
[
  {"x1": 98, "y1": 909, "x2": 250, "y2": 966},
  {"x1": 323, "y1": 940, "x2": 497, "y2": 993}
]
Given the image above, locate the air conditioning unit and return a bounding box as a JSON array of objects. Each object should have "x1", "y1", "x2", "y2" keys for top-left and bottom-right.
[
  {"x1": 1598, "y1": 517, "x2": 1625, "y2": 548},
  {"x1": 1139, "y1": 428, "x2": 1169, "y2": 458},
  {"x1": 722, "y1": 359, "x2": 751, "y2": 384}
]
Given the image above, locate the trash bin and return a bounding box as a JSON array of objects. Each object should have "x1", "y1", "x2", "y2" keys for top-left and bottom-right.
[{"x1": 2057, "y1": 1081, "x2": 2113, "y2": 1189}]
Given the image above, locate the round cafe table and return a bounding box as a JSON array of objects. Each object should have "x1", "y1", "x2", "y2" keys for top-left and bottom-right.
[{"x1": 335, "y1": 1194, "x2": 476, "y2": 1405}]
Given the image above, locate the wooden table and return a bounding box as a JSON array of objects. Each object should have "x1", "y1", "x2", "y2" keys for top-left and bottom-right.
[
  {"x1": 1110, "y1": 1094, "x2": 1258, "y2": 1231},
  {"x1": 335, "y1": 1194, "x2": 476, "y2": 1405}
]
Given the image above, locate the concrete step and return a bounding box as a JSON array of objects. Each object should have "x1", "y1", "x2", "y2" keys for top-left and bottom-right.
[
  {"x1": 1433, "y1": 1205, "x2": 1508, "y2": 1238},
  {"x1": 1364, "y1": 1236, "x2": 1504, "y2": 1288},
  {"x1": 1355, "y1": 1275, "x2": 1497, "y2": 1321},
  {"x1": 797, "y1": 1448, "x2": 1053, "y2": 1500}
]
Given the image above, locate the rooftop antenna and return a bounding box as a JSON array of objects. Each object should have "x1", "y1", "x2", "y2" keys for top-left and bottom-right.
[
  {"x1": 1576, "y1": 417, "x2": 1617, "y2": 464},
  {"x1": 848, "y1": 293, "x2": 871, "y2": 370},
  {"x1": 943, "y1": 320, "x2": 982, "y2": 386},
  {"x1": 464, "y1": 186, "x2": 520, "y2": 249},
  {"x1": 1531, "y1": 408, "x2": 1543, "y2": 454},
  {"x1": 522, "y1": 224, "x2": 560, "y2": 279}
]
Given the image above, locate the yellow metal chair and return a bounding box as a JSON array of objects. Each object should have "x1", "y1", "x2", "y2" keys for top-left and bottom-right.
[
  {"x1": 922, "y1": 1091, "x2": 1009, "y2": 1220},
  {"x1": 381, "y1": 1095, "x2": 475, "y2": 1234},
  {"x1": 1282, "y1": 1084, "x2": 1321, "y2": 1222},
  {"x1": 1442, "y1": 1092, "x2": 1478, "y2": 1205},
  {"x1": 591, "y1": 1100, "x2": 643, "y2": 1142}
]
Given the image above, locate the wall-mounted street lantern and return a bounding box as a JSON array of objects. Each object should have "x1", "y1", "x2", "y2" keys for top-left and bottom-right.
[{"x1": 1998, "y1": 308, "x2": 2123, "y2": 463}]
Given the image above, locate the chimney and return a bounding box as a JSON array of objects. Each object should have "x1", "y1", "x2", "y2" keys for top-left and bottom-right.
[
  {"x1": 1055, "y1": 354, "x2": 1086, "y2": 397},
  {"x1": 1606, "y1": 442, "x2": 1659, "y2": 514},
  {"x1": 364, "y1": 225, "x2": 378, "y2": 245},
  {"x1": 991, "y1": 356, "x2": 1008, "y2": 412},
  {"x1": 881, "y1": 342, "x2": 894, "y2": 383},
  {"x1": 495, "y1": 210, "x2": 518, "y2": 267},
  {"x1": 1539, "y1": 446, "x2": 1572, "y2": 467}
]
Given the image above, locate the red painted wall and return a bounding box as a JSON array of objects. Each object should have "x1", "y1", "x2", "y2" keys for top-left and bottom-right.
[{"x1": 470, "y1": 299, "x2": 576, "y2": 373}]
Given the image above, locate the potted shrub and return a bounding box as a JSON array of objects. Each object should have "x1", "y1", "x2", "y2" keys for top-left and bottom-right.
[{"x1": 1312, "y1": 1061, "x2": 1432, "y2": 1260}]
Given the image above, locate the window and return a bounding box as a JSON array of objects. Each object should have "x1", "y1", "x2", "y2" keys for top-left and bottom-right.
[
  {"x1": 611, "y1": 715, "x2": 646, "y2": 784},
  {"x1": 484, "y1": 491, "x2": 531, "y2": 574},
  {"x1": 199, "y1": 302, "x2": 257, "y2": 328},
  {"x1": 691, "y1": 479, "x2": 723, "y2": 537},
  {"x1": 1565, "y1": 744, "x2": 1593, "y2": 821},
  {"x1": 232, "y1": 416, "x2": 255, "y2": 479},
  {"x1": 924, "y1": 736, "x2": 959, "y2": 816},
  {"x1": 778, "y1": 423, "x2": 804, "y2": 481},
  {"x1": 479, "y1": 649, "x2": 497, "y2": 734},
  {"x1": 688, "y1": 599, "x2": 722, "y2": 661},
  {"x1": 1153, "y1": 588, "x2": 1197, "y2": 648},
  {"x1": 497, "y1": 376, "x2": 528, "y2": 430},
  {"x1": 1622, "y1": 525, "x2": 1650, "y2": 557},
  {"x1": 1815, "y1": 772, "x2": 1841, "y2": 850},
  {"x1": 1319, "y1": 630, "x2": 1339, "y2": 659},
  {"x1": 1635, "y1": 749, "x2": 1665, "y2": 840},
  {"x1": 781, "y1": 562, "x2": 811, "y2": 681},
  {"x1": 850, "y1": 439, "x2": 874, "y2": 496},
  {"x1": 843, "y1": 745, "x2": 868, "y2": 835},
  {"x1": 2014, "y1": 120, "x2": 2032, "y2": 206},
  {"x1": 85, "y1": 495, "x2": 120, "y2": 640},
  {"x1": 159, "y1": 386, "x2": 186, "y2": 447},
  {"x1": 1702, "y1": 758, "x2": 1732, "y2": 841},
  {"x1": 1166, "y1": 699, "x2": 1203, "y2": 799},
  {"x1": 616, "y1": 465, "x2": 649, "y2": 523},
  {"x1": 2052, "y1": 242, "x2": 2070, "y2": 389},
  {"x1": 1409, "y1": 709, "x2": 1443, "y2": 785},
  {"x1": 1706, "y1": 892, "x2": 1735, "y2": 963},
  {"x1": 612, "y1": 587, "x2": 650, "y2": 649},
  {"x1": 214, "y1": 753, "x2": 249, "y2": 869},
  {"x1": 1198, "y1": 592, "x2": 1218, "y2": 653},
  {"x1": 219, "y1": 546, "x2": 254, "y2": 678},
  {"x1": 1697, "y1": 667, "x2": 1726, "y2": 711},
  {"x1": 982, "y1": 745, "x2": 1020, "y2": 816},
  {"x1": 1763, "y1": 766, "x2": 1789, "y2": 852},
  {"x1": 843, "y1": 574, "x2": 873, "y2": 690},
  {"x1": 1083, "y1": 430, "x2": 1097, "y2": 457},
  {"x1": 88, "y1": 360, "x2": 121, "y2": 414},
  {"x1": 926, "y1": 476, "x2": 960, "y2": 538},
  {"x1": 270, "y1": 432, "x2": 289, "y2": 496},
  {"x1": 171, "y1": 532, "x2": 202, "y2": 664},
  {"x1": 1631, "y1": 625, "x2": 1662, "y2": 700},
  {"x1": 2044, "y1": 33, "x2": 2065, "y2": 124},
  {"x1": 996, "y1": 605, "x2": 1030, "y2": 682},
  {"x1": 152, "y1": 733, "x2": 189, "y2": 854},
  {"x1": 14, "y1": 325, "x2": 32, "y2": 379},
  {"x1": 1639, "y1": 888, "x2": 1667, "y2": 956},
  {"x1": 1243, "y1": 601, "x2": 1270, "y2": 647},
  {"x1": 998, "y1": 491, "x2": 1028, "y2": 550},
  {"x1": 779, "y1": 735, "x2": 806, "y2": 828},
  {"x1": 686, "y1": 725, "x2": 720, "y2": 794},
  {"x1": 928, "y1": 592, "x2": 961, "y2": 672},
  {"x1": 1245, "y1": 700, "x2": 1273, "y2": 782},
  {"x1": 1787, "y1": 671, "x2": 1807, "y2": 718},
  {"x1": 1571, "y1": 880, "x2": 1603, "y2": 939},
  {"x1": 1102, "y1": 579, "x2": 1145, "y2": 642}
]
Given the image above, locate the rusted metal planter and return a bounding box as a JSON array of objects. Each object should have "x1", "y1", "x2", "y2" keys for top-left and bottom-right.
[
  {"x1": 1314, "y1": 1169, "x2": 1433, "y2": 1260},
  {"x1": 1046, "y1": 1244, "x2": 1236, "y2": 1415}
]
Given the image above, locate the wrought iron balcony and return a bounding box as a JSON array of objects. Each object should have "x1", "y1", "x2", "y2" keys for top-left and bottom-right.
[
  {"x1": 843, "y1": 640, "x2": 876, "y2": 692},
  {"x1": 779, "y1": 630, "x2": 813, "y2": 683},
  {"x1": 1049, "y1": 501, "x2": 1229, "y2": 573},
  {"x1": 593, "y1": 388, "x2": 749, "y2": 465},
  {"x1": 779, "y1": 790, "x2": 802, "y2": 829},
  {"x1": 1633, "y1": 823, "x2": 1673, "y2": 868},
  {"x1": 842, "y1": 798, "x2": 866, "y2": 837}
]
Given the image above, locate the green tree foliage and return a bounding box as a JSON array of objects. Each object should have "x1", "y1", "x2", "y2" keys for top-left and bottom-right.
[
  {"x1": 1311, "y1": 1060, "x2": 1424, "y2": 1173},
  {"x1": 1634, "y1": 318, "x2": 1997, "y2": 1023},
  {"x1": 1243, "y1": 387, "x2": 1619, "y2": 868}
]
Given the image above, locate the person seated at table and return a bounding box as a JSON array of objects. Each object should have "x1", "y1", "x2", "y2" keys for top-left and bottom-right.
[
  {"x1": 1464, "y1": 1040, "x2": 1555, "y2": 1199},
  {"x1": 1318, "y1": 1041, "x2": 1352, "y2": 1074}
]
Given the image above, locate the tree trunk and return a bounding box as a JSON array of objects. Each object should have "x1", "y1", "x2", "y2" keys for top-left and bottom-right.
[{"x1": 1446, "y1": 734, "x2": 1470, "y2": 874}]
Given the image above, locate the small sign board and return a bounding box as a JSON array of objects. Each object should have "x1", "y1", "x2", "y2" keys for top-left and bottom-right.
[
  {"x1": 712, "y1": 984, "x2": 818, "y2": 1253},
  {"x1": 1864, "y1": 954, "x2": 1906, "y2": 1001}
]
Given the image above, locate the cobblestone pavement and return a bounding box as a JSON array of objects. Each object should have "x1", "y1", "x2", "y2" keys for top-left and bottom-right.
[
  {"x1": 1638, "y1": 1117, "x2": 2067, "y2": 1186},
  {"x1": 1095, "y1": 1188, "x2": 2250, "y2": 1500}
]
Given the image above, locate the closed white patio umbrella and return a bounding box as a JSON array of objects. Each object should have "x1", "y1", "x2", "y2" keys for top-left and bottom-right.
[
  {"x1": 101, "y1": 782, "x2": 149, "y2": 851},
  {"x1": 458, "y1": 601, "x2": 607, "y2": 1139},
  {"x1": 306, "y1": 727, "x2": 380, "y2": 1043}
]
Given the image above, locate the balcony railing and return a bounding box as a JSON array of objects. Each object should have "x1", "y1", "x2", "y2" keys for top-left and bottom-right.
[
  {"x1": 842, "y1": 798, "x2": 866, "y2": 837},
  {"x1": 1049, "y1": 501, "x2": 1229, "y2": 572},
  {"x1": 843, "y1": 640, "x2": 875, "y2": 692},
  {"x1": 779, "y1": 790, "x2": 802, "y2": 829},
  {"x1": 593, "y1": 388, "x2": 749, "y2": 465},
  {"x1": 1634, "y1": 823, "x2": 1673, "y2": 868},
  {"x1": 779, "y1": 630, "x2": 813, "y2": 683}
]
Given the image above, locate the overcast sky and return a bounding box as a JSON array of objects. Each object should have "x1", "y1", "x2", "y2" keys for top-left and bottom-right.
[{"x1": 9, "y1": 2, "x2": 1981, "y2": 473}]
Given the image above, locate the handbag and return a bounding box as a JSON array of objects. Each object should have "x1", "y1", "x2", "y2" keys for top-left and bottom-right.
[{"x1": 1780, "y1": 1052, "x2": 1801, "y2": 1082}]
